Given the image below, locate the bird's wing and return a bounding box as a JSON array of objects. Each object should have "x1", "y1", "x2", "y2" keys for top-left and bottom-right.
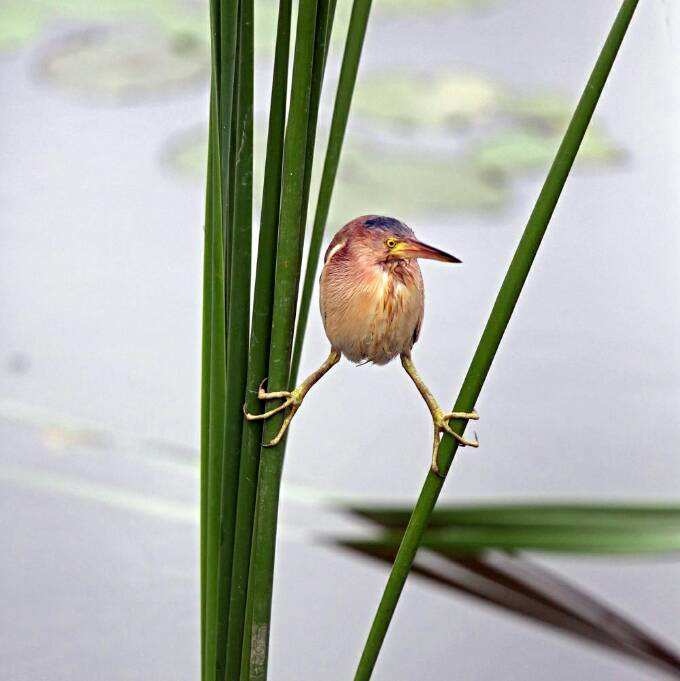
[{"x1": 412, "y1": 312, "x2": 423, "y2": 347}]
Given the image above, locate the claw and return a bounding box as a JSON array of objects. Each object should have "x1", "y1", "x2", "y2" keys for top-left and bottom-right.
[
  {"x1": 244, "y1": 378, "x2": 297, "y2": 422},
  {"x1": 431, "y1": 410, "x2": 480, "y2": 476},
  {"x1": 244, "y1": 396, "x2": 295, "y2": 422},
  {"x1": 244, "y1": 384, "x2": 303, "y2": 445},
  {"x1": 442, "y1": 410, "x2": 479, "y2": 422},
  {"x1": 441, "y1": 421, "x2": 479, "y2": 448}
]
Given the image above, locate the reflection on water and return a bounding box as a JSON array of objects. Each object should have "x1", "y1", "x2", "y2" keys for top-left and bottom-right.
[{"x1": 1, "y1": 0, "x2": 679, "y2": 680}]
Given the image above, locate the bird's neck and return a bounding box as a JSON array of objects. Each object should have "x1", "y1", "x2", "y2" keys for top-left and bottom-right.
[{"x1": 380, "y1": 258, "x2": 419, "y2": 287}]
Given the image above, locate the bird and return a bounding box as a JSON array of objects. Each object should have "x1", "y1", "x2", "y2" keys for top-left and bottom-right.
[{"x1": 245, "y1": 215, "x2": 479, "y2": 475}]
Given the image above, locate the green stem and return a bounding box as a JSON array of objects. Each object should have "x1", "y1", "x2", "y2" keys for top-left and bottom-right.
[
  {"x1": 203, "y1": 0, "x2": 239, "y2": 679},
  {"x1": 215, "y1": 0, "x2": 253, "y2": 675},
  {"x1": 290, "y1": 0, "x2": 373, "y2": 385},
  {"x1": 203, "y1": 88, "x2": 226, "y2": 681},
  {"x1": 226, "y1": 0, "x2": 292, "y2": 674},
  {"x1": 298, "y1": 0, "x2": 338, "y2": 250},
  {"x1": 242, "y1": 0, "x2": 320, "y2": 677},
  {"x1": 200, "y1": 83, "x2": 217, "y2": 681},
  {"x1": 353, "y1": 1, "x2": 640, "y2": 678}
]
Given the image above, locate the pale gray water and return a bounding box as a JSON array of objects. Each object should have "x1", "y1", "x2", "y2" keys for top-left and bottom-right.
[{"x1": 1, "y1": 0, "x2": 679, "y2": 679}]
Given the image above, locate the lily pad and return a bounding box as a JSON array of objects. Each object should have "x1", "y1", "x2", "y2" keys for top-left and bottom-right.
[
  {"x1": 164, "y1": 65, "x2": 623, "y2": 218},
  {"x1": 333, "y1": 144, "x2": 508, "y2": 217},
  {"x1": 1, "y1": 0, "x2": 502, "y2": 54},
  {"x1": 164, "y1": 124, "x2": 506, "y2": 219},
  {"x1": 1, "y1": 0, "x2": 206, "y2": 52},
  {"x1": 37, "y1": 23, "x2": 209, "y2": 103},
  {"x1": 163, "y1": 124, "x2": 208, "y2": 178},
  {"x1": 354, "y1": 71, "x2": 501, "y2": 130},
  {"x1": 472, "y1": 127, "x2": 623, "y2": 175}
]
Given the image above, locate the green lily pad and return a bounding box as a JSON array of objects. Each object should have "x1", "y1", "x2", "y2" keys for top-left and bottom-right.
[
  {"x1": 472, "y1": 126, "x2": 623, "y2": 175},
  {"x1": 354, "y1": 71, "x2": 501, "y2": 130},
  {"x1": 38, "y1": 22, "x2": 209, "y2": 102},
  {"x1": 333, "y1": 144, "x2": 507, "y2": 217},
  {"x1": 164, "y1": 66, "x2": 623, "y2": 218},
  {"x1": 1, "y1": 0, "x2": 207, "y2": 52},
  {"x1": 164, "y1": 125, "x2": 506, "y2": 218},
  {"x1": 163, "y1": 125, "x2": 208, "y2": 178},
  {"x1": 0, "y1": 2, "x2": 44, "y2": 52},
  {"x1": 1, "y1": 0, "x2": 501, "y2": 54}
]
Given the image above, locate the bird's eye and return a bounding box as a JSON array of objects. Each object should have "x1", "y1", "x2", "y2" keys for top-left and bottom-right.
[{"x1": 386, "y1": 238, "x2": 397, "y2": 249}]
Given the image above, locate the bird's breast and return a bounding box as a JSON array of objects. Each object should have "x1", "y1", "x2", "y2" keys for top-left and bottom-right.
[{"x1": 320, "y1": 258, "x2": 424, "y2": 365}]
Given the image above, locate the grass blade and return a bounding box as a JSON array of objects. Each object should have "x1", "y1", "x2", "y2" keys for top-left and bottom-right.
[
  {"x1": 290, "y1": 0, "x2": 373, "y2": 384},
  {"x1": 226, "y1": 0, "x2": 293, "y2": 674},
  {"x1": 353, "y1": 2, "x2": 641, "y2": 678},
  {"x1": 242, "y1": 0, "x2": 320, "y2": 675}
]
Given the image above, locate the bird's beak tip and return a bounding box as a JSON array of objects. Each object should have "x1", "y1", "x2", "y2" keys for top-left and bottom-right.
[{"x1": 404, "y1": 238, "x2": 462, "y2": 264}]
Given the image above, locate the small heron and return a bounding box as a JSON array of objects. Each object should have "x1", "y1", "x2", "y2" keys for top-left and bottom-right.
[{"x1": 245, "y1": 215, "x2": 479, "y2": 475}]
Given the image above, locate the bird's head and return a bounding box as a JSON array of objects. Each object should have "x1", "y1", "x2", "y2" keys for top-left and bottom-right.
[{"x1": 351, "y1": 215, "x2": 461, "y2": 265}]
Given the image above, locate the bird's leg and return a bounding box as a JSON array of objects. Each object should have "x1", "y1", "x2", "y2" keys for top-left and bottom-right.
[
  {"x1": 244, "y1": 348, "x2": 341, "y2": 446},
  {"x1": 400, "y1": 353, "x2": 479, "y2": 476}
]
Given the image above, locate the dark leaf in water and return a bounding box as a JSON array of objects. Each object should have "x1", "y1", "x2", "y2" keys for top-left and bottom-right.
[{"x1": 335, "y1": 502, "x2": 680, "y2": 678}]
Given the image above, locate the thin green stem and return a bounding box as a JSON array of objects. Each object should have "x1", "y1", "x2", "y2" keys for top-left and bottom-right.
[
  {"x1": 298, "y1": 0, "x2": 338, "y2": 250},
  {"x1": 242, "y1": 0, "x2": 320, "y2": 676},
  {"x1": 202, "y1": 8, "x2": 225, "y2": 675},
  {"x1": 353, "y1": 1, "x2": 640, "y2": 678},
  {"x1": 203, "y1": 90, "x2": 226, "y2": 681},
  {"x1": 200, "y1": 83, "x2": 217, "y2": 681},
  {"x1": 290, "y1": 0, "x2": 373, "y2": 384}
]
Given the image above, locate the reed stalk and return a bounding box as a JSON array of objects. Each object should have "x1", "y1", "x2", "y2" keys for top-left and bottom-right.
[
  {"x1": 203, "y1": 88, "x2": 227, "y2": 681},
  {"x1": 214, "y1": 0, "x2": 254, "y2": 676},
  {"x1": 225, "y1": 0, "x2": 293, "y2": 674},
  {"x1": 202, "y1": 0, "x2": 240, "y2": 679},
  {"x1": 353, "y1": 1, "x2": 640, "y2": 678},
  {"x1": 199, "y1": 84, "x2": 218, "y2": 681},
  {"x1": 240, "y1": 0, "x2": 321, "y2": 676}
]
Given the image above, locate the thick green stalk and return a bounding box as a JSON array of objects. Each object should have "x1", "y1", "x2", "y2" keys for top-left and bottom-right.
[
  {"x1": 226, "y1": 0, "x2": 293, "y2": 673},
  {"x1": 241, "y1": 0, "x2": 320, "y2": 677},
  {"x1": 290, "y1": 0, "x2": 373, "y2": 384},
  {"x1": 204, "y1": 1, "x2": 240, "y2": 680},
  {"x1": 215, "y1": 0, "x2": 253, "y2": 676},
  {"x1": 353, "y1": 1, "x2": 640, "y2": 678}
]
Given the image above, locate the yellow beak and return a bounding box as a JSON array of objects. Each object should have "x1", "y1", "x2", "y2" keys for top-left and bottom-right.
[{"x1": 393, "y1": 238, "x2": 461, "y2": 263}]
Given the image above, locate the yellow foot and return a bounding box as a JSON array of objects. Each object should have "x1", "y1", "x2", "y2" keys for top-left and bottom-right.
[
  {"x1": 431, "y1": 409, "x2": 480, "y2": 476},
  {"x1": 243, "y1": 379, "x2": 304, "y2": 447}
]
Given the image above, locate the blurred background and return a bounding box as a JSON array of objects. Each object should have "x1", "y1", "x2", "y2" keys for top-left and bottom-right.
[{"x1": 1, "y1": 0, "x2": 679, "y2": 679}]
